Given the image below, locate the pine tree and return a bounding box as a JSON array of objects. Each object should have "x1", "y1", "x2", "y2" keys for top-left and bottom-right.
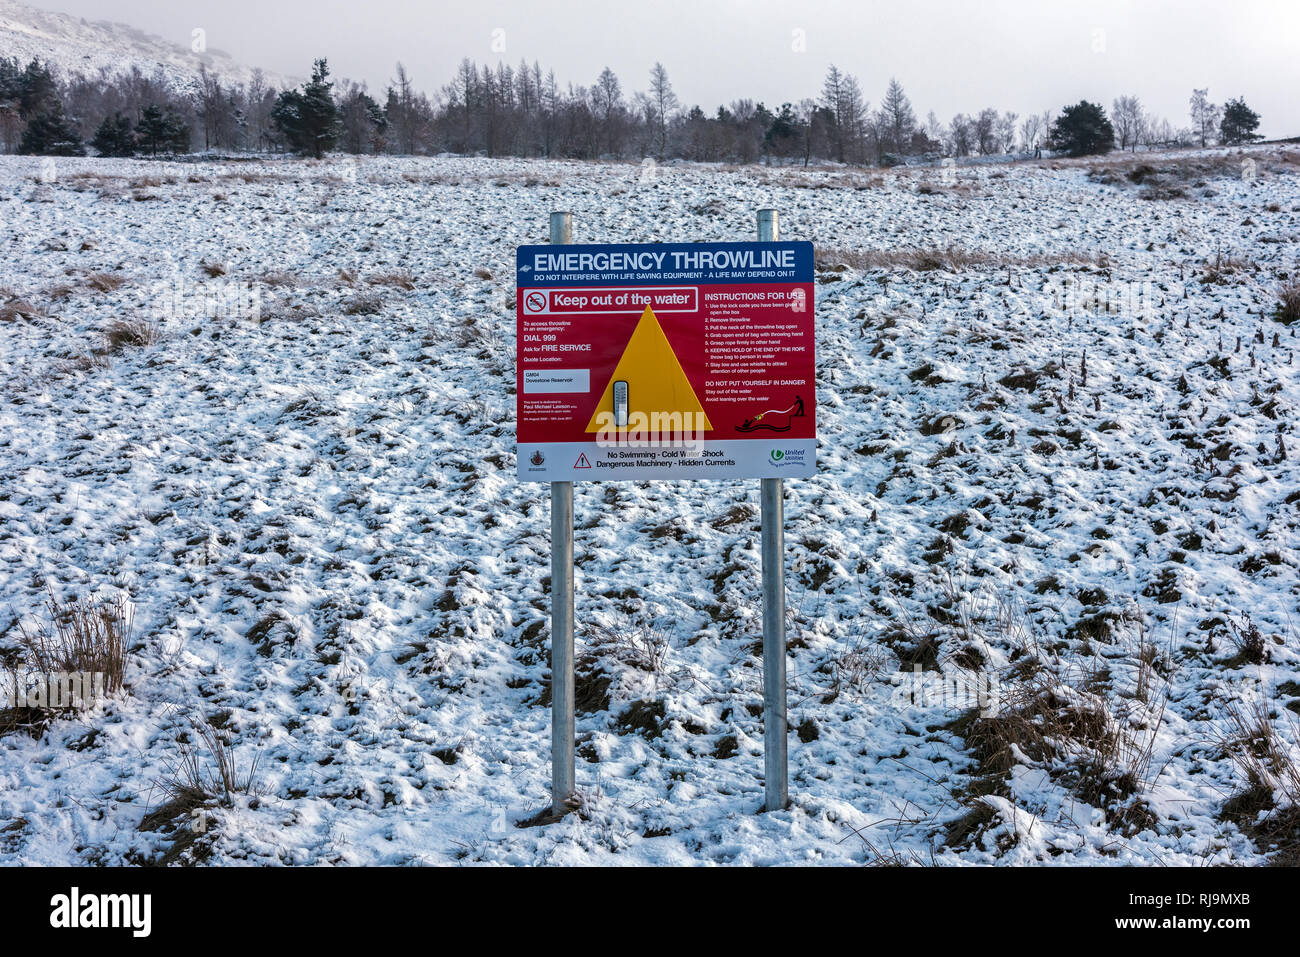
[
  {"x1": 764, "y1": 102, "x2": 801, "y2": 160},
  {"x1": 880, "y1": 78, "x2": 915, "y2": 157},
  {"x1": 91, "y1": 112, "x2": 135, "y2": 157},
  {"x1": 1219, "y1": 97, "x2": 1261, "y2": 145},
  {"x1": 18, "y1": 59, "x2": 58, "y2": 118},
  {"x1": 19, "y1": 98, "x2": 84, "y2": 155},
  {"x1": 134, "y1": 105, "x2": 170, "y2": 156},
  {"x1": 167, "y1": 109, "x2": 193, "y2": 153},
  {"x1": 0, "y1": 56, "x2": 21, "y2": 103},
  {"x1": 1049, "y1": 100, "x2": 1114, "y2": 156},
  {"x1": 273, "y1": 59, "x2": 339, "y2": 158},
  {"x1": 131, "y1": 105, "x2": 189, "y2": 155}
]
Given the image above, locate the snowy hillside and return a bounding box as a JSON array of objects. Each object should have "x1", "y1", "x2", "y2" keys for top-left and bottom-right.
[
  {"x1": 0, "y1": 147, "x2": 1298, "y2": 865},
  {"x1": 0, "y1": 0, "x2": 295, "y2": 92}
]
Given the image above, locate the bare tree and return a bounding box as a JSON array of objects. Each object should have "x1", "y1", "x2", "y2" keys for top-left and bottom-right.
[
  {"x1": 196, "y1": 64, "x2": 238, "y2": 150},
  {"x1": 245, "y1": 69, "x2": 276, "y2": 151},
  {"x1": 592, "y1": 66, "x2": 624, "y2": 155},
  {"x1": 949, "y1": 113, "x2": 973, "y2": 156},
  {"x1": 339, "y1": 82, "x2": 385, "y2": 153},
  {"x1": 820, "y1": 65, "x2": 867, "y2": 163},
  {"x1": 1189, "y1": 88, "x2": 1219, "y2": 147},
  {"x1": 974, "y1": 107, "x2": 999, "y2": 155},
  {"x1": 647, "y1": 62, "x2": 678, "y2": 159},
  {"x1": 1112, "y1": 95, "x2": 1144, "y2": 152},
  {"x1": 1020, "y1": 112, "x2": 1044, "y2": 153},
  {"x1": 996, "y1": 110, "x2": 1018, "y2": 153}
]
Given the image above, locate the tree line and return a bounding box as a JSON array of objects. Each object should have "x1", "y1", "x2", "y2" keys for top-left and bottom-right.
[{"x1": 0, "y1": 53, "x2": 1265, "y2": 162}]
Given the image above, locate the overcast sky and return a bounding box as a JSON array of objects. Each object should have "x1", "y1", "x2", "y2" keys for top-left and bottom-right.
[{"x1": 27, "y1": 0, "x2": 1300, "y2": 137}]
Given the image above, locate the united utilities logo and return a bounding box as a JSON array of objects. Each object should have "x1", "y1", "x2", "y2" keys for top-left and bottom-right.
[{"x1": 769, "y1": 447, "x2": 806, "y2": 468}]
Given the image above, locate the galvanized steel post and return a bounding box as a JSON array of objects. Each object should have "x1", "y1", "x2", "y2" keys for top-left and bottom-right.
[
  {"x1": 549, "y1": 210, "x2": 575, "y2": 818},
  {"x1": 757, "y1": 208, "x2": 788, "y2": 812}
]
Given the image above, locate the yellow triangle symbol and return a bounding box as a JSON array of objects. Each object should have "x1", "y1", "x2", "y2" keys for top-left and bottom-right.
[{"x1": 585, "y1": 305, "x2": 712, "y2": 433}]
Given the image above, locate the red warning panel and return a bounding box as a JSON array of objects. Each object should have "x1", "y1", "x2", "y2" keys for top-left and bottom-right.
[{"x1": 516, "y1": 241, "x2": 815, "y2": 482}]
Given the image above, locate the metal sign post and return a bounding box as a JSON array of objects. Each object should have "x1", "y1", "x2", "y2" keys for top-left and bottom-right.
[
  {"x1": 549, "y1": 210, "x2": 576, "y2": 819},
  {"x1": 524, "y1": 209, "x2": 809, "y2": 820},
  {"x1": 757, "y1": 209, "x2": 787, "y2": 812}
]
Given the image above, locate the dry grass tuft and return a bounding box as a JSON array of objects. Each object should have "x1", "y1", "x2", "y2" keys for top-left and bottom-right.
[
  {"x1": 85, "y1": 272, "x2": 126, "y2": 293},
  {"x1": 1200, "y1": 249, "x2": 1255, "y2": 285},
  {"x1": 366, "y1": 269, "x2": 416, "y2": 290},
  {"x1": 342, "y1": 291, "x2": 385, "y2": 315},
  {"x1": 200, "y1": 261, "x2": 227, "y2": 278},
  {"x1": 1275, "y1": 280, "x2": 1300, "y2": 325},
  {"x1": 587, "y1": 615, "x2": 675, "y2": 675},
  {"x1": 257, "y1": 270, "x2": 298, "y2": 289},
  {"x1": 0, "y1": 297, "x2": 47, "y2": 321},
  {"x1": 816, "y1": 245, "x2": 1099, "y2": 273},
  {"x1": 128, "y1": 175, "x2": 176, "y2": 189},
  {"x1": 12, "y1": 588, "x2": 131, "y2": 698},
  {"x1": 829, "y1": 644, "x2": 897, "y2": 697},
  {"x1": 1217, "y1": 698, "x2": 1300, "y2": 861},
  {"x1": 157, "y1": 712, "x2": 264, "y2": 808},
  {"x1": 105, "y1": 318, "x2": 161, "y2": 351}
]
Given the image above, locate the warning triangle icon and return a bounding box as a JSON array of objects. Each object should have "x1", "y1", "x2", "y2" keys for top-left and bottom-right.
[
  {"x1": 574, "y1": 453, "x2": 592, "y2": 468},
  {"x1": 585, "y1": 305, "x2": 712, "y2": 433}
]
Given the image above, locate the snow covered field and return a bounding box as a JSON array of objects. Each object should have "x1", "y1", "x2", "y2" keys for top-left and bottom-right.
[{"x1": 1, "y1": 146, "x2": 1298, "y2": 865}]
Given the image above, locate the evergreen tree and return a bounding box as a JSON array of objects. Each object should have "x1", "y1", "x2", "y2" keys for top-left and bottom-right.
[
  {"x1": 0, "y1": 56, "x2": 22, "y2": 103},
  {"x1": 167, "y1": 109, "x2": 193, "y2": 153},
  {"x1": 1219, "y1": 97, "x2": 1261, "y2": 145},
  {"x1": 879, "y1": 78, "x2": 916, "y2": 156},
  {"x1": 19, "y1": 99, "x2": 84, "y2": 155},
  {"x1": 1048, "y1": 100, "x2": 1114, "y2": 156},
  {"x1": 18, "y1": 59, "x2": 58, "y2": 118},
  {"x1": 272, "y1": 59, "x2": 338, "y2": 158},
  {"x1": 134, "y1": 104, "x2": 189, "y2": 156},
  {"x1": 764, "y1": 102, "x2": 801, "y2": 160},
  {"x1": 91, "y1": 111, "x2": 135, "y2": 157}
]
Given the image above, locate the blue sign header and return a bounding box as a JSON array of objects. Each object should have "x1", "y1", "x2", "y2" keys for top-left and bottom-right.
[{"x1": 516, "y1": 240, "x2": 814, "y2": 288}]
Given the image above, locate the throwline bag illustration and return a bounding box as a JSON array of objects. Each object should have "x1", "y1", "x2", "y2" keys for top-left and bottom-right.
[{"x1": 585, "y1": 305, "x2": 713, "y2": 435}]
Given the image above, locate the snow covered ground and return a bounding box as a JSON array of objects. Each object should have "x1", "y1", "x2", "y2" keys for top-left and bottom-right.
[{"x1": 0, "y1": 146, "x2": 1298, "y2": 865}]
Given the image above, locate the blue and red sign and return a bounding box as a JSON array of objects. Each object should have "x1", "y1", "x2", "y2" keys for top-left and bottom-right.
[{"x1": 516, "y1": 241, "x2": 816, "y2": 481}]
